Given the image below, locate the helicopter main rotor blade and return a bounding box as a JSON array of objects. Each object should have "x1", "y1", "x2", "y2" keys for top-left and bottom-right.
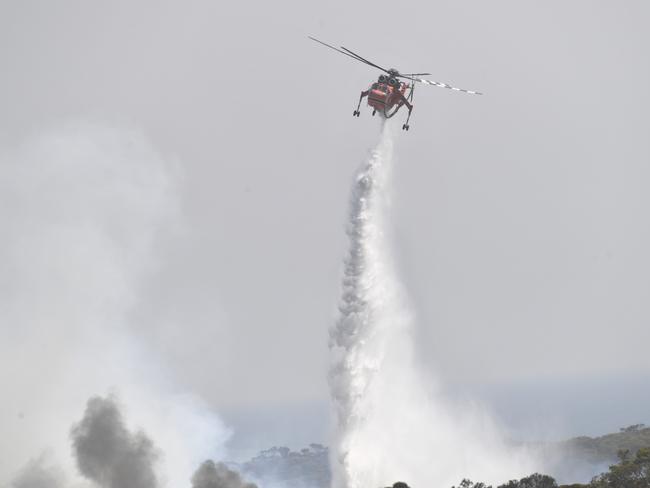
[
  {"x1": 413, "y1": 76, "x2": 483, "y2": 95},
  {"x1": 308, "y1": 36, "x2": 386, "y2": 72},
  {"x1": 309, "y1": 37, "x2": 482, "y2": 94},
  {"x1": 339, "y1": 46, "x2": 391, "y2": 74},
  {"x1": 396, "y1": 74, "x2": 419, "y2": 82}
]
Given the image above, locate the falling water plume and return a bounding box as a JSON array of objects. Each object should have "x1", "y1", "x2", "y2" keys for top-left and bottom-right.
[{"x1": 329, "y1": 121, "x2": 535, "y2": 488}]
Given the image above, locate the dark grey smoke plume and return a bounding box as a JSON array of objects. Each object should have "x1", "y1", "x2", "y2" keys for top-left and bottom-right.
[
  {"x1": 11, "y1": 457, "x2": 64, "y2": 488},
  {"x1": 191, "y1": 461, "x2": 257, "y2": 488},
  {"x1": 71, "y1": 396, "x2": 159, "y2": 488}
]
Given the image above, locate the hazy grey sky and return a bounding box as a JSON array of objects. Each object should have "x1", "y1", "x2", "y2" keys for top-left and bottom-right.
[{"x1": 1, "y1": 0, "x2": 649, "y2": 457}]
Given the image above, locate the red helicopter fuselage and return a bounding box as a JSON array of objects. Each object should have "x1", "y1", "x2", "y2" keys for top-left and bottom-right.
[{"x1": 367, "y1": 81, "x2": 410, "y2": 114}]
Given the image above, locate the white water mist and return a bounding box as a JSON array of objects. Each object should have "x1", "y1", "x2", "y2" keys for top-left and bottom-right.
[{"x1": 329, "y1": 121, "x2": 535, "y2": 488}]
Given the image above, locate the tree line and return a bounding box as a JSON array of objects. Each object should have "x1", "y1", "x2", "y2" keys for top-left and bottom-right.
[{"x1": 452, "y1": 448, "x2": 650, "y2": 488}]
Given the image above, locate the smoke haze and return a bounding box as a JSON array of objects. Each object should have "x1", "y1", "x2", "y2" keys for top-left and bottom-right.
[
  {"x1": 1, "y1": 2, "x2": 649, "y2": 485},
  {"x1": 11, "y1": 457, "x2": 65, "y2": 488},
  {"x1": 1, "y1": 1, "x2": 649, "y2": 458},
  {"x1": 0, "y1": 124, "x2": 228, "y2": 487}
]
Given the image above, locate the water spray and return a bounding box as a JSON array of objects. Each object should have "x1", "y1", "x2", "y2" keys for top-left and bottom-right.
[{"x1": 329, "y1": 121, "x2": 535, "y2": 488}]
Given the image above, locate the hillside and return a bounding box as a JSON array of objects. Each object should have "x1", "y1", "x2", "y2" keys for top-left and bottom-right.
[
  {"x1": 558, "y1": 424, "x2": 650, "y2": 464},
  {"x1": 238, "y1": 425, "x2": 650, "y2": 488}
]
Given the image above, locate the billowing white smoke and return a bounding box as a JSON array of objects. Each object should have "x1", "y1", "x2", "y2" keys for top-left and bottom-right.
[
  {"x1": 0, "y1": 124, "x2": 228, "y2": 488},
  {"x1": 11, "y1": 457, "x2": 65, "y2": 488},
  {"x1": 329, "y1": 122, "x2": 535, "y2": 488}
]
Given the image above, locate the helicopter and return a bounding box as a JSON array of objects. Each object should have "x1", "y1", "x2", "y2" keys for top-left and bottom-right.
[{"x1": 308, "y1": 36, "x2": 482, "y2": 130}]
